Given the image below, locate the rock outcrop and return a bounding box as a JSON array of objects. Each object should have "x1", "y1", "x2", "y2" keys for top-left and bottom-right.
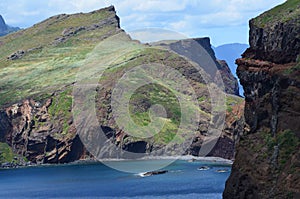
[
  {"x1": 224, "y1": 1, "x2": 300, "y2": 198},
  {"x1": 1, "y1": 95, "x2": 91, "y2": 164},
  {"x1": 142, "y1": 170, "x2": 168, "y2": 176}
]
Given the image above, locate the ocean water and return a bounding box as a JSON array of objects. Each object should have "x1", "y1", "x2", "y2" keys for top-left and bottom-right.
[{"x1": 0, "y1": 160, "x2": 231, "y2": 199}]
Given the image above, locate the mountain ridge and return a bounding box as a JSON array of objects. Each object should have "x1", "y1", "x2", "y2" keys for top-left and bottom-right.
[{"x1": 0, "y1": 6, "x2": 243, "y2": 166}]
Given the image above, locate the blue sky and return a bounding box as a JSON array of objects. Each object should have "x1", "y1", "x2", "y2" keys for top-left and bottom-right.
[{"x1": 0, "y1": 0, "x2": 286, "y2": 46}]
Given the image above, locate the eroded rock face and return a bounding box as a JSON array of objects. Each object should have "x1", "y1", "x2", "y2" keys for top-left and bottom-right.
[
  {"x1": 224, "y1": 59, "x2": 300, "y2": 199},
  {"x1": 2, "y1": 97, "x2": 90, "y2": 164},
  {"x1": 224, "y1": 3, "x2": 300, "y2": 198}
]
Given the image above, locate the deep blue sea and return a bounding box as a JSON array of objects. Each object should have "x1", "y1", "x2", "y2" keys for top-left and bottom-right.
[{"x1": 0, "y1": 160, "x2": 231, "y2": 199}]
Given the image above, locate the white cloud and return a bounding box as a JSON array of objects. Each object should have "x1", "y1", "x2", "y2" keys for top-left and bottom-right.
[
  {"x1": 46, "y1": 0, "x2": 109, "y2": 13},
  {"x1": 20, "y1": 11, "x2": 41, "y2": 17},
  {"x1": 169, "y1": 21, "x2": 188, "y2": 31},
  {"x1": 133, "y1": 0, "x2": 187, "y2": 12},
  {"x1": 129, "y1": 28, "x2": 188, "y2": 43}
]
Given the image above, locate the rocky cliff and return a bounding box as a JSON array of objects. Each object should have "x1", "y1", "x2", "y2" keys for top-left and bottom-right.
[
  {"x1": 0, "y1": 6, "x2": 243, "y2": 166},
  {"x1": 224, "y1": 1, "x2": 300, "y2": 198},
  {"x1": 1, "y1": 94, "x2": 90, "y2": 164},
  {"x1": 243, "y1": 1, "x2": 300, "y2": 64}
]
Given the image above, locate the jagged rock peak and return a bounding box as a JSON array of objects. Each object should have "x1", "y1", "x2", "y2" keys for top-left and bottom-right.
[
  {"x1": 94, "y1": 5, "x2": 120, "y2": 28},
  {"x1": 98, "y1": 5, "x2": 116, "y2": 12}
]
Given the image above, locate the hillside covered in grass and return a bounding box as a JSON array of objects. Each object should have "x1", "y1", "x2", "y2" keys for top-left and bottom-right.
[
  {"x1": 0, "y1": 6, "x2": 243, "y2": 166},
  {"x1": 0, "y1": 6, "x2": 121, "y2": 107},
  {"x1": 253, "y1": 0, "x2": 300, "y2": 28}
]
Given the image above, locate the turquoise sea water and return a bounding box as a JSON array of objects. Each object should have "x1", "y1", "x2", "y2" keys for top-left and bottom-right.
[{"x1": 0, "y1": 160, "x2": 231, "y2": 199}]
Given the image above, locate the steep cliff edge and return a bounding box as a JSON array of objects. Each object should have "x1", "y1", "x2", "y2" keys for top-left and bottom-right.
[
  {"x1": 154, "y1": 38, "x2": 239, "y2": 95},
  {"x1": 224, "y1": 1, "x2": 300, "y2": 198}
]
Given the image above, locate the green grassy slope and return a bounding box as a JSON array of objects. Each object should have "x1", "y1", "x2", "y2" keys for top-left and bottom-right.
[
  {"x1": 253, "y1": 0, "x2": 300, "y2": 27},
  {"x1": 0, "y1": 6, "x2": 243, "y2": 161},
  {"x1": 0, "y1": 142, "x2": 14, "y2": 163},
  {"x1": 96, "y1": 46, "x2": 212, "y2": 145},
  {"x1": 0, "y1": 6, "x2": 119, "y2": 107}
]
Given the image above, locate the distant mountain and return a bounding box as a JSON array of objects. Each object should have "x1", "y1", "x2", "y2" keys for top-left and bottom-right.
[
  {"x1": 214, "y1": 43, "x2": 249, "y2": 76},
  {"x1": 214, "y1": 43, "x2": 249, "y2": 96},
  {"x1": 0, "y1": 15, "x2": 20, "y2": 36}
]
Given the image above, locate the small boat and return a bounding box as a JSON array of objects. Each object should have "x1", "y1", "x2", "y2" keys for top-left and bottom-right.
[
  {"x1": 216, "y1": 169, "x2": 229, "y2": 173},
  {"x1": 197, "y1": 166, "x2": 210, "y2": 171}
]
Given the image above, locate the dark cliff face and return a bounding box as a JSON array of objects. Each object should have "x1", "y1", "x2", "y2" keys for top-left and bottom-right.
[
  {"x1": 224, "y1": 59, "x2": 300, "y2": 199},
  {"x1": 242, "y1": 0, "x2": 300, "y2": 64},
  {"x1": 243, "y1": 18, "x2": 300, "y2": 64},
  {"x1": 224, "y1": 1, "x2": 300, "y2": 198}
]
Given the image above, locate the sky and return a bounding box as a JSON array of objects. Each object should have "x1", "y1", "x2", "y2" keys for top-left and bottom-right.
[{"x1": 0, "y1": 0, "x2": 286, "y2": 46}]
